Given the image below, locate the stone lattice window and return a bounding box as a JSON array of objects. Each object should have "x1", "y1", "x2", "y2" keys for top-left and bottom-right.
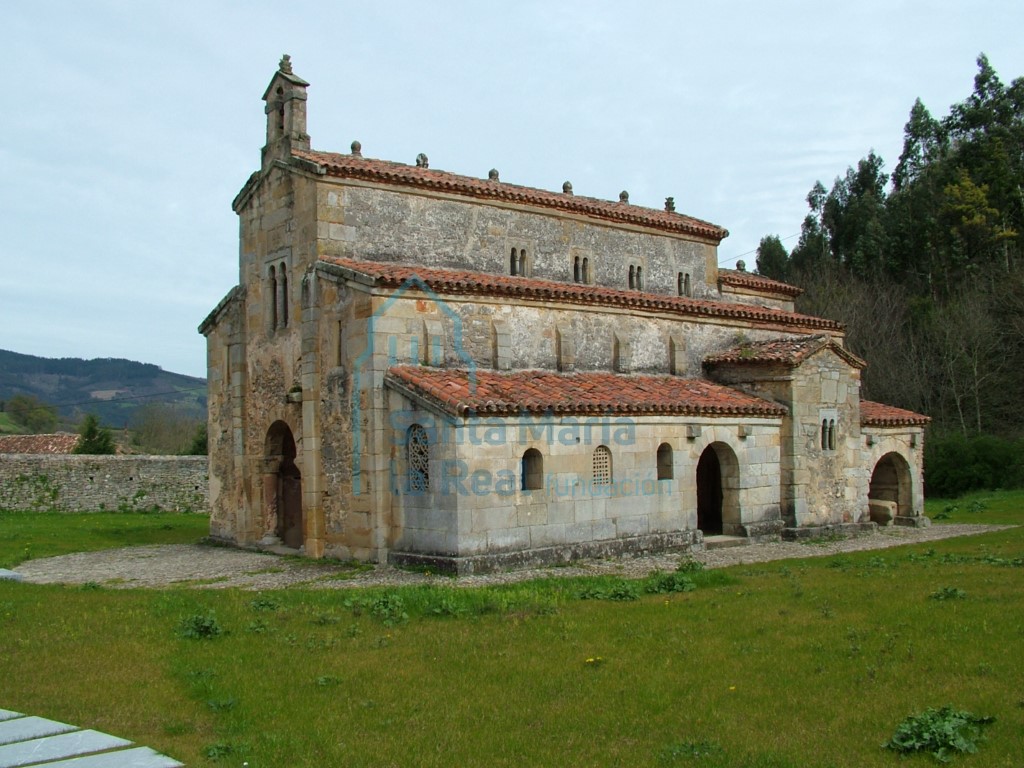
[
  {"x1": 657, "y1": 442, "x2": 673, "y2": 480},
  {"x1": 407, "y1": 424, "x2": 430, "y2": 492},
  {"x1": 592, "y1": 445, "x2": 612, "y2": 486},
  {"x1": 521, "y1": 448, "x2": 543, "y2": 491}
]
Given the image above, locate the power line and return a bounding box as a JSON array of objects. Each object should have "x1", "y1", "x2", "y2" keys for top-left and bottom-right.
[{"x1": 719, "y1": 232, "x2": 800, "y2": 266}]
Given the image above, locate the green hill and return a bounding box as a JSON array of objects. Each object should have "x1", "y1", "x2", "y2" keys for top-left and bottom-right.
[{"x1": 0, "y1": 349, "x2": 207, "y2": 429}]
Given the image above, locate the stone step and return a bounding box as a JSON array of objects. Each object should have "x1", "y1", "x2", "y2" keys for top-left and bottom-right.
[{"x1": 703, "y1": 535, "x2": 750, "y2": 551}]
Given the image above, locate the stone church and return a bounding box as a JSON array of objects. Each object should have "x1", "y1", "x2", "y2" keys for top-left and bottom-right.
[{"x1": 199, "y1": 57, "x2": 929, "y2": 572}]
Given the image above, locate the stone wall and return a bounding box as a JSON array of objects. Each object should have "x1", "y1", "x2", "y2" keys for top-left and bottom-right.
[
  {"x1": 0, "y1": 455, "x2": 209, "y2": 513},
  {"x1": 314, "y1": 182, "x2": 717, "y2": 300}
]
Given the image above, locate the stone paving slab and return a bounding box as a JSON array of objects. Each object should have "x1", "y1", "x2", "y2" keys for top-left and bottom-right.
[
  {"x1": 35, "y1": 747, "x2": 183, "y2": 768},
  {"x1": 0, "y1": 712, "x2": 182, "y2": 767},
  {"x1": 0, "y1": 717, "x2": 75, "y2": 746},
  {"x1": 0, "y1": 729, "x2": 130, "y2": 767}
]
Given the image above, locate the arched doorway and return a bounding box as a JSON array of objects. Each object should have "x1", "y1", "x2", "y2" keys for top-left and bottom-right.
[
  {"x1": 265, "y1": 421, "x2": 303, "y2": 549},
  {"x1": 868, "y1": 452, "x2": 912, "y2": 525},
  {"x1": 696, "y1": 442, "x2": 741, "y2": 536}
]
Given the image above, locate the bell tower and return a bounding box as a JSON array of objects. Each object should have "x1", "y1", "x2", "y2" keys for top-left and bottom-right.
[{"x1": 261, "y1": 54, "x2": 310, "y2": 170}]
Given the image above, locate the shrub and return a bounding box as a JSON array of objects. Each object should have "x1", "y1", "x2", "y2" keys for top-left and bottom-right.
[{"x1": 925, "y1": 432, "x2": 1024, "y2": 497}]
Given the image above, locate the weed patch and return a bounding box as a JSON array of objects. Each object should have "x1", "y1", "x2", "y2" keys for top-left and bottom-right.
[
  {"x1": 883, "y1": 706, "x2": 995, "y2": 763},
  {"x1": 178, "y1": 612, "x2": 223, "y2": 640}
]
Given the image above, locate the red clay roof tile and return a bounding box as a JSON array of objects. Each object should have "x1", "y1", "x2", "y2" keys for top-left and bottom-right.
[
  {"x1": 386, "y1": 367, "x2": 788, "y2": 418},
  {"x1": 293, "y1": 148, "x2": 729, "y2": 243},
  {"x1": 320, "y1": 257, "x2": 843, "y2": 333},
  {"x1": 0, "y1": 433, "x2": 80, "y2": 454},
  {"x1": 718, "y1": 269, "x2": 803, "y2": 298},
  {"x1": 860, "y1": 401, "x2": 930, "y2": 427},
  {"x1": 704, "y1": 335, "x2": 865, "y2": 369}
]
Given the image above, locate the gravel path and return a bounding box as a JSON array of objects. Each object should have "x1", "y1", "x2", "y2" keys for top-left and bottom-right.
[{"x1": 12, "y1": 523, "x2": 1012, "y2": 591}]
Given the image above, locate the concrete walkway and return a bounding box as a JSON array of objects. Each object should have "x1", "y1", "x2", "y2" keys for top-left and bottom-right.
[{"x1": 0, "y1": 709, "x2": 182, "y2": 768}]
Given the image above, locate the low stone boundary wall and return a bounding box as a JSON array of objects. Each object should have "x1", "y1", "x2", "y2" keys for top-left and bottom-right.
[{"x1": 0, "y1": 454, "x2": 209, "y2": 513}]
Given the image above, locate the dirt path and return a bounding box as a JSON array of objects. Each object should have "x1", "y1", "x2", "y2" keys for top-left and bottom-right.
[{"x1": 12, "y1": 523, "x2": 1011, "y2": 591}]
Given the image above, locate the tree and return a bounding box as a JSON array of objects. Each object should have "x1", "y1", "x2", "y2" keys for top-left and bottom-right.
[
  {"x1": 187, "y1": 422, "x2": 208, "y2": 456},
  {"x1": 73, "y1": 414, "x2": 116, "y2": 455},
  {"x1": 3, "y1": 394, "x2": 58, "y2": 433},
  {"x1": 130, "y1": 402, "x2": 202, "y2": 454},
  {"x1": 755, "y1": 235, "x2": 790, "y2": 281}
]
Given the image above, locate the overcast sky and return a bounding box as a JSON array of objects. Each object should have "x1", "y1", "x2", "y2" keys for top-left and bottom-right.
[{"x1": 3, "y1": 1, "x2": 1023, "y2": 379}]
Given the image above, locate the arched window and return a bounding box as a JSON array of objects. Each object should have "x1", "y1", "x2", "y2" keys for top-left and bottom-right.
[
  {"x1": 821, "y1": 420, "x2": 829, "y2": 451},
  {"x1": 582, "y1": 257, "x2": 590, "y2": 284},
  {"x1": 573, "y1": 256, "x2": 581, "y2": 283},
  {"x1": 518, "y1": 249, "x2": 527, "y2": 276},
  {"x1": 677, "y1": 272, "x2": 684, "y2": 296},
  {"x1": 268, "y1": 265, "x2": 278, "y2": 331},
  {"x1": 636, "y1": 266, "x2": 643, "y2": 290},
  {"x1": 828, "y1": 419, "x2": 836, "y2": 451},
  {"x1": 279, "y1": 261, "x2": 289, "y2": 328},
  {"x1": 684, "y1": 273, "x2": 691, "y2": 297},
  {"x1": 510, "y1": 248, "x2": 518, "y2": 276},
  {"x1": 521, "y1": 448, "x2": 543, "y2": 491},
  {"x1": 407, "y1": 424, "x2": 430, "y2": 492},
  {"x1": 628, "y1": 265, "x2": 635, "y2": 289},
  {"x1": 657, "y1": 442, "x2": 673, "y2": 480},
  {"x1": 592, "y1": 445, "x2": 612, "y2": 486}
]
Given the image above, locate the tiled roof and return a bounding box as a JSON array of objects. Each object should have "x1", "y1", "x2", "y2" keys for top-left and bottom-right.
[
  {"x1": 319, "y1": 257, "x2": 843, "y2": 333},
  {"x1": 718, "y1": 269, "x2": 803, "y2": 298},
  {"x1": 861, "y1": 401, "x2": 930, "y2": 427},
  {"x1": 292, "y1": 148, "x2": 729, "y2": 243},
  {"x1": 385, "y1": 366, "x2": 788, "y2": 418},
  {"x1": 0, "y1": 433, "x2": 79, "y2": 454},
  {"x1": 704, "y1": 335, "x2": 865, "y2": 369}
]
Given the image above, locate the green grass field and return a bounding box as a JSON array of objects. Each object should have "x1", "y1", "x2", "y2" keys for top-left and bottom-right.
[
  {"x1": 0, "y1": 412, "x2": 24, "y2": 435},
  {"x1": 1, "y1": 500, "x2": 1022, "y2": 766},
  {"x1": 0, "y1": 511, "x2": 209, "y2": 568}
]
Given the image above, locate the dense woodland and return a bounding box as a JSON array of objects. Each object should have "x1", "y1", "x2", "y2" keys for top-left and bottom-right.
[{"x1": 756, "y1": 56, "x2": 1024, "y2": 494}]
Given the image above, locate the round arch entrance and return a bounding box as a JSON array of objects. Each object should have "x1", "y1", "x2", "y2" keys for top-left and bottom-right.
[
  {"x1": 265, "y1": 421, "x2": 303, "y2": 549},
  {"x1": 696, "y1": 442, "x2": 741, "y2": 536},
  {"x1": 868, "y1": 452, "x2": 912, "y2": 525}
]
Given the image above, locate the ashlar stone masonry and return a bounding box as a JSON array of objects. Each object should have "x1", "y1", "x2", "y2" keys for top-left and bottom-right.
[{"x1": 199, "y1": 57, "x2": 929, "y2": 572}]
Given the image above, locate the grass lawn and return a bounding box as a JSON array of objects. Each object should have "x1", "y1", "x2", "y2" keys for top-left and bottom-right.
[
  {"x1": 0, "y1": 413, "x2": 24, "y2": 435},
  {"x1": 0, "y1": 510, "x2": 209, "y2": 568},
  {"x1": 1, "y1": 500, "x2": 1022, "y2": 766}
]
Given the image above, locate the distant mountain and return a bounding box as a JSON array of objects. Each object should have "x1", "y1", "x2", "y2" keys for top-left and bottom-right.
[{"x1": 0, "y1": 349, "x2": 207, "y2": 429}]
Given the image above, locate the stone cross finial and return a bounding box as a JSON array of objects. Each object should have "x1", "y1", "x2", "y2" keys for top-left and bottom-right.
[
  {"x1": 619, "y1": 190, "x2": 630, "y2": 204},
  {"x1": 736, "y1": 259, "x2": 747, "y2": 272},
  {"x1": 279, "y1": 54, "x2": 293, "y2": 74},
  {"x1": 350, "y1": 140, "x2": 362, "y2": 157},
  {"x1": 562, "y1": 181, "x2": 573, "y2": 195},
  {"x1": 416, "y1": 153, "x2": 429, "y2": 168},
  {"x1": 665, "y1": 196, "x2": 676, "y2": 212},
  {"x1": 488, "y1": 168, "x2": 500, "y2": 181}
]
